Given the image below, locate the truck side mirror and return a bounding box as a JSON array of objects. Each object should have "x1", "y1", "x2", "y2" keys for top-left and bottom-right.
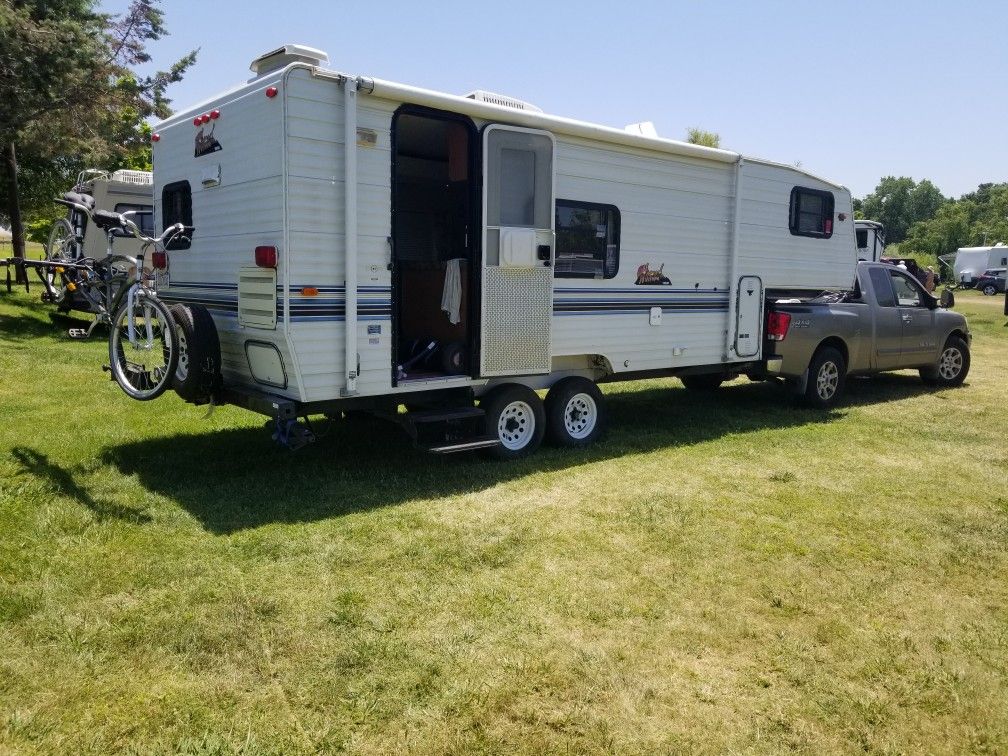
[{"x1": 940, "y1": 289, "x2": 955, "y2": 309}]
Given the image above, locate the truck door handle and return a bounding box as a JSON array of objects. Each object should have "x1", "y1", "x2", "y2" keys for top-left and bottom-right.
[{"x1": 902, "y1": 314, "x2": 912, "y2": 323}]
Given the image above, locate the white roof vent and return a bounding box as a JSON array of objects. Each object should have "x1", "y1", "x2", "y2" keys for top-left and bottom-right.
[
  {"x1": 250, "y1": 44, "x2": 329, "y2": 76},
  {"x1": 464, "y1": 90, "x2": 543, "y2": 114}
]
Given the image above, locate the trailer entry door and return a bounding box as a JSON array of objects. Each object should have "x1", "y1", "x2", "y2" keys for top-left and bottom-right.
[
  {"x1": 734, "y1": 275, "x2": 763, "y2": 358},
  {"x1": 480, "y1": 125, "x2": 555, "y2": 377}
]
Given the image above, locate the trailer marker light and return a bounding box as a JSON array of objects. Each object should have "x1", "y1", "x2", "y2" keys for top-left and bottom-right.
[
  {"x1": 301, "y1": 286, "x2": 319, "y2": 296},
  {"x1": 193, "y1": 117, "x2": 202, "y2": 126},
  {"x1": 152, "y1": 252, "x2": 168, "y2": 270},
  {"x1": 767, "y1": 311, "x2": 791, "y2": 341},
  {"x1": 265, "y1": 86, "x2": 278, "y2": 98},
  {"x1": 201, "y1": 113, "x2": 211, "y2": 124},
  {"x1": 151, "y1": 133, "x2": 160, "y2": 142},
  {"x1": 210, "y1": 109, "x2": 220, "y2": 120},
  {"x1": 255, "y1": 246, "x2": 278, "y2": 268}
]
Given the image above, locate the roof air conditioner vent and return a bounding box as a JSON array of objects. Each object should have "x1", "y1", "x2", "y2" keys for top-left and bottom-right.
[
  {"x1": 250, "y1": 44, "x2": 329, "y2": 76},
  {"x1": 464, "y1": 90, "x2": 543, "y2": 114}
]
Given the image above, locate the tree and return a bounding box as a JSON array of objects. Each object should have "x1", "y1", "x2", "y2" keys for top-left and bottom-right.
[
  {"x1": 686, "y1": 127, "x2": 721, "y2": 148},
  {"x1": 0, "y1": 0, "x2": 195, "y2": 277},
  {"x1": 859, "y1": 176, "x2": 947, "y2": 244}
]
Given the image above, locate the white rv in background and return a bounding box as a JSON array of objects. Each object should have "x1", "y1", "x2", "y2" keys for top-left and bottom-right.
[
  {"x1": 944, "y1": 244, "x2": 1008, "y2": 285},
  {"x1": 855, "y1": 219, "x2": 885, "y2": 262},
  {"x1": 150, "y1": 44, "x2": 857, "y2": 455}
]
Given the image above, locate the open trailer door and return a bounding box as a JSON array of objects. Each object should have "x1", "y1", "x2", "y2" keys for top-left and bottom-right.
[{"x1": 479, "y1": 125, "x2": 555, "y2": 377}]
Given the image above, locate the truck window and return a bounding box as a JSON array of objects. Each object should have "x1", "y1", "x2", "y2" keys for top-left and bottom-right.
[
  {"x1": 889, "y1": 270, "x2": 923, "y2": 307},
  {"x1": 554, "y1": 200, "x2": 620, "y2": 279},
  {"x1": 868, "y1": 267, "x2": 896, "y2": 307}
]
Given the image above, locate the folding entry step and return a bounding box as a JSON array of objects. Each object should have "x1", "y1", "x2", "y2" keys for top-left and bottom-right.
[{"x1": 402, "y1": 406, "x2": 499, "y2": 454}]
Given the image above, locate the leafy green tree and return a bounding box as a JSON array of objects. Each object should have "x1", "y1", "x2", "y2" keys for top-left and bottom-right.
[
  {"x1": 860, "y1": 177, "x2": 947, "y2": 244},
  {"x1": 0, "y1": 0, "x2": 195, "y2": 275},
  {"x1": 686, "y1": 128, "x2": 721, "y2": 148}
]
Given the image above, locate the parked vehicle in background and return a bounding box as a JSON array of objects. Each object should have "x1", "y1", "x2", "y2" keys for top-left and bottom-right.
[
  {"x1": 855, "y1": 219, "x2": 885, "y2": 262},
  {"x1": 941, "y1": 243, "x2": 1008, "y2": 287},
  {"x1": 765, "y1": 261, "x2": 970, "y2": 407},
  {"x1": 973, "y1": 268, "x2": 1006, "y2": 295},
  {"x1": 45, "y1": 169, "x2": 154, "y2": 313}
]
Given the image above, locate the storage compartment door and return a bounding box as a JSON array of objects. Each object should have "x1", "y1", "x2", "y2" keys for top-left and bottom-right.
[
  {"x1": 734, "y1": 275, "x2": 763, "y2": 359},
  {"x1": 480, "y1": 125, "x2": 555, "y2": 377}
]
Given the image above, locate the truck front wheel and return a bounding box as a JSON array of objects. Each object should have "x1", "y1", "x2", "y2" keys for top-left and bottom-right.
[
  {"x1": 920, "y1": 335, "x2": 970, "y2": 387},
  {"x1": 804, "y1": 347, "x2": 846, "y2": 408}
]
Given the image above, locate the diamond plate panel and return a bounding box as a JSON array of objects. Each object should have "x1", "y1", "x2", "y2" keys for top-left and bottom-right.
[{"x1": 480, "y1": 266, "x2": 553, "y2": 376}]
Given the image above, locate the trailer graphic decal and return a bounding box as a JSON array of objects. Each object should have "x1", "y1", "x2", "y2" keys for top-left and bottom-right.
[
  {"x1": 194, "y1": 123, "x2": 222, "y2": 157},
  {"x1": 635, "y1": 263, "x2": 672, "y2": 285}
]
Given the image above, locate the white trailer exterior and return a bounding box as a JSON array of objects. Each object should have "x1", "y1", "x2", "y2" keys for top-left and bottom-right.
[
  {"x1": 151, "y1": 46, "x2": 856, "y2": 453},
  {"x1": 947, "y1": 244, "x2": 1008, "y2": 284}
]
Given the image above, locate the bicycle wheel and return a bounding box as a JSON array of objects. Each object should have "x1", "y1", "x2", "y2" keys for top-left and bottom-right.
[
  {"x1": 45, "y1": 218, "x2": 78, "y2": 305},
  {"x1": 107, "y1": 290, "x2": 178, "y2": 400}
]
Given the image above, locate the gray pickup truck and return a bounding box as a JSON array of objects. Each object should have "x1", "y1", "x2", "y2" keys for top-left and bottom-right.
[{"x1": 764, "y1": 261, "x2": 971, "y2": 407}]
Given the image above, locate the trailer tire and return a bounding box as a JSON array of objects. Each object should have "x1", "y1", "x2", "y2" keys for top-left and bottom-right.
[
  {"x1": 681, "y1": 374, "x2": 726, "y2": 391},
  {"x1": 804, "y1": 346, "x2": 846, "y2": 408},
  {"x1": 545, "y1": 377, "x2": 606, "y2": 448},
  {"x1": 169, "y1": 303, "x2": 221, "y2": 405},
  {"x1": 481, "y1": 384, "x2": 545, "y2": 460},
  {"x1": 920, "y1": 335, "x2": 969, "y2": 388}
]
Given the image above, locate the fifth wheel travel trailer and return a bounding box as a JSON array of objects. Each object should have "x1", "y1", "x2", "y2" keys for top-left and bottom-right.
[
  {"x1": 942, "y1": 243, "x2": 1008, "y2": 286},
  {"x1": 148, "y1": 44, "x2": 858, "y2": 456}
]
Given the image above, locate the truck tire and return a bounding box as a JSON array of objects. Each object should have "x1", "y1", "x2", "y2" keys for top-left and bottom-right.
[
  {"x1": 545, "y1": 377, "x2": 606, "y2": 448},
  {"x1": 804, "y1": 346, "x2": 846, "y2": 408},
  {"x1": 920, "y1": 335, "x2": 970, "y2": 387},
  {"x1": 481, "y1": 384, "x2": 545, "y2": 460},
  {"x1": 681, "y1": 374, "x2": 726, "y2": 390},
  {"x1": 169, "y1": 303, "x2": 221, "y2": 404}
]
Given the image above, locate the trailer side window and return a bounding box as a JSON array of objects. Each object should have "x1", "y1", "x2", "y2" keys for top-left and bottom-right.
[
  {"x1": 554, "y1": 200, "x2": 620, "y2": 279},
  {"x1": 162, "y1": 181, "x2": 192, "y2": 250},
  {"x1": 855, "y1": 229, "x2": 868, "y2": 248},
  {"x1": 114, "y1": 203, "x2": 155, "y2": 237},
  {"x1": 789, "y1": 187, "x2": 834, "y2": 238}
]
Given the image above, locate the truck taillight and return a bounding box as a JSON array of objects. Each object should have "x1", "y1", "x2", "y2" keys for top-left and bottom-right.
[
  {"x1": 255, "y1": 245, "x2": 277, "y2": 268},
  {"x1": 767, "y1": 311, "x2": 791, "y2": 341}
]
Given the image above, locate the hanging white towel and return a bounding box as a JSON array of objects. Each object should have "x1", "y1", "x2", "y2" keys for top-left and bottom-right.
[{"x1": 441, "y1": 258, "x2": 463, "y2": 325}]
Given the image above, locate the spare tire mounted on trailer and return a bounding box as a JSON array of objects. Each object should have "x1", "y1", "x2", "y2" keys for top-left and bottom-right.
[{"x1": 169, "y1": 303, "x2": 221, "y2": 405}]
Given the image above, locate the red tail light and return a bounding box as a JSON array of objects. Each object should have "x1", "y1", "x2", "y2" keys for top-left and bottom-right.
[
  {"x1": 767, "y1": 311, "x2": 791, "y2": 341},
  {"x1": 151, "y1": 251, "x2": 167, "y2": 270},
  {"x1": 255, "y1": 246, "x2": 277, "y2": 268}
]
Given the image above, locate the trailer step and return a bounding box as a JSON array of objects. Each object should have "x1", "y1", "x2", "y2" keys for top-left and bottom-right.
[{"x1": 425, "y1": 436, "x2": 500, "y2": 454}]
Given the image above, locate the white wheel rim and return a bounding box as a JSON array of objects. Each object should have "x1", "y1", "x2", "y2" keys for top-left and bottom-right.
[
  {"x1": 816, "y1": 361, "x2": 839, "y2": 400},
  {"x1": 497, "y1": 400, "x2": 535, "y2": 450},
  {"x1": 563, "y1": 392, "x2": 597, "y2": 440},
  {"x1": 176, "y1": 329, "x2": 189, "y2": 380},
  {"x1": 938, "y1": 347, "x2": 962, "y2": 380}
]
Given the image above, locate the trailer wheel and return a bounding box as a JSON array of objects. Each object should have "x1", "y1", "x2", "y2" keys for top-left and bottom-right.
[
  {"x1": 680, "y1": 374, "x2": 726, "y2": 391},
  {"x1": 804, "y1": 346, "x2": 846, "y2": 408},
  {"x1": 169, "y1": 303, "x2": 221, "y2": 405},
  {"x1": 920, "y1": 335, "x2": 970, "y2": 387},
  {"x1": 545, "y1": 377, "x2": 606, "y2": 448},
  {"x1": 481, "y1": 384, "x2": 545, "y2": 460}
]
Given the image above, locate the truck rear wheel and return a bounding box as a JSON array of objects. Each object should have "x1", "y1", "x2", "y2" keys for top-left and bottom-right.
[
  {"x1": 804, "y1": 346, "x2": 845, "y2": 408},
  {"x1": 169, "y1": 303, "x2": 221, "y2": 405},
  {"x1": 481, "y1": 384, "x2": 545, "y2": 460},
  {"x1": 545, "y1": 377, "x2": 606, "y2": 447},
  {"x1": 920, "y1": 335, "x2": 969, "y2": 387}
]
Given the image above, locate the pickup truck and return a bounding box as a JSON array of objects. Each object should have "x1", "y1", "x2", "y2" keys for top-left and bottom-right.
[{"x1": 764, "y1": 261, "x2": 971, "y2": 407}]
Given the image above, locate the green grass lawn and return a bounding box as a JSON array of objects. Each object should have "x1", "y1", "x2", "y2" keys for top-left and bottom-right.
[{"x1": 1, "y1": 287, "x2": 1006, "y2": 754}]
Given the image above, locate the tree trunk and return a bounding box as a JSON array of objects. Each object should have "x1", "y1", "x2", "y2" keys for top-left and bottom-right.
[{"x1": 1, "y1": 140, "x2": 27, "y2": 284}]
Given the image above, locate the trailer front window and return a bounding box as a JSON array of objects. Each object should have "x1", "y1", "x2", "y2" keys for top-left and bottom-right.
[
  {"x1": 555, "y1": 200, "x2": 620, "y2": 279},
  {"x1": 789, "y1": 187, "x2": 834, "y2": 239}
]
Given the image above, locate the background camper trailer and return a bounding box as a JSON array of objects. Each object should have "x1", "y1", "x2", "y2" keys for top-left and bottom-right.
[{"x1": 149, "y1": 44, "x2": 871, "y2": 456}]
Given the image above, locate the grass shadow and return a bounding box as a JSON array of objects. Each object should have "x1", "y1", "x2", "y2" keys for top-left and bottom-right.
[
  {"x1": 10, "y1": 446, "x2": 152, "y2": 524},
  {"x1": 97, "y1": 375, "x2": 937, "y2": 534}
]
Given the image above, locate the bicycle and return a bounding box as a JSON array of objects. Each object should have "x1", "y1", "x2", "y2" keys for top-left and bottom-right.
[{"x1": 16, "y1": 195, "x2": 192, "y2": 400}]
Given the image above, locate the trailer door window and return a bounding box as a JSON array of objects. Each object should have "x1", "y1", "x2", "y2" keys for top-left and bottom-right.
[
  {"x1": 789, "y1": 187, "x2": 834, "y2": 238},
  {"x1": 162, "y1": 181, "x2": 192, "y2": 250},
  {"x1": 555, "y1": 200, "x2": 620, "y2": 279}
]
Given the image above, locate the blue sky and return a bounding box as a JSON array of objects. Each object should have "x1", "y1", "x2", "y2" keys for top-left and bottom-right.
[{"x1": 105, "y1": 0, "x2": 1007, "y2": 199}]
